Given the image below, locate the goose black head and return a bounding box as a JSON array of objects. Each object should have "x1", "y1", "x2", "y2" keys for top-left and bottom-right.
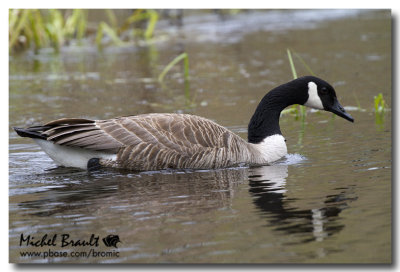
[
  {"x1": 300, "y1": 76, "x2": 354, "y2": 122},
  {"x1": 248, "y1": 76, "x2": 354, "y2": 144}
]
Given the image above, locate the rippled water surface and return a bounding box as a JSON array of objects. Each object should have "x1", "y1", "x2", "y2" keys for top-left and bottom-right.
[{"x1": 9, "y1": 10, "x2": 391, "y2": 263}]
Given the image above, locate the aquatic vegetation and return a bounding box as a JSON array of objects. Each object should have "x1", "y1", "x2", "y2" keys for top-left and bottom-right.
[
  {"x1": 9, "y1": 9, "x2": 248, "y2": 53},
  {"x1": 95, "y1": 22, "x2": 125, "y2": 48},
  {"x1": 96, "y1": 9, "x2": 159, "y2": 48},
  {"x1": 158, "y1": 52, "x2": 189, "y2": 83},
  {"x1": 287, "y1": 48, "x2": 298, "y2": 79},
  {"x1": 132, "y1": 9, "x2": 159, "y2": 40},
  {"x1": 281, "y1": 49, "x2": 298, "y2": 116},
  {"x1": 9, "y1": 9, "x2": 159, "y2": 52},
  {"x1": 374, "y1": 93, "x2": 386, "y2": 114},
  {"x1": 374, "y1": 93, "x2": 388, "y2": 126},
  {"x1": 9, "y1": 9, "x2": 88, "y2": 52},
  {"x1": 291, "y1": 50, "x2": 316, "y2": 77},
  {"x1": 158, "y1": 52, "x2": 191, "y2": 104},
  {"x1": 282, "y1": 49, "x2": 310, "y2": 120}
]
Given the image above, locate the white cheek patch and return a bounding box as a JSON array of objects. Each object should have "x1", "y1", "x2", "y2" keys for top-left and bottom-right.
[{"x1": 304, "y1": 81, "x2": 324, "y2": 110}]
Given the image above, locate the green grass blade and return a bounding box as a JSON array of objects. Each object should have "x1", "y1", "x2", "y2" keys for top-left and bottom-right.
[
  {"x1": 9, "y1": 10, "x2": 19, "y2": 32},
  {"x1": 46, "y1": 9, "x2": 65, "y2": 50},
  {"x1": 64, "y1": 10, "x2": 79, "y2": 37},
  {"x1": 125, "y1": 9, "x2": 147, "y2": 24},
  {"x1": 144, "y1": 10, "x2": 158, "y2": 40},
  {"x1": 374, "y1": 94, "x2": 379, "y2": 112},
  {"x1": 183, "y1": 53, "x2": 189, "y2": 82},
  {"x1": 105, "y1": 9, "x2": 118, "y2": 29},
  {"x1": 9, "y1": 9, "x2": 30, "y2": 50},
  {"x1": 293, "y1": 51, "x2": 316, "y2": 76},
  {"x1": 281, "y1": 108, "x2": 297, "y2": 116},
  {"x1": 95, "y1": 22, "x2": 104, "y2": 47},
  {"x1": 374, "y1": 93, "x2": 386, "y2": 113},
  {"x1": 76, "y1": 10, "x2": 87, "y2": 41},
  {"x1": 96, "y1": 22, "x2": 125, "y2": 46},
  {"x1": 29, "y1": 10, "x2": 46, "y2": 51},
  {"x1": 183, "y1": 54, "x2": 190, "y2": 101},
  {"x1": 287, "y1": 49, "x2": 297, "y2": 79},
  {"x1": 287, "y1": 48, "x2": 309, "y2": 120},
  {"x1": 120, "y1": 9, "x2": 147, "y2": 33},
  {"x1": 158, "y1": 52, "x2": 189, "y2": 83}
]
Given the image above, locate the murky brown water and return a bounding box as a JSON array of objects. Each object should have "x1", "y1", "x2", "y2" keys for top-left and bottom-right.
[{"x1": 9, "y1": 10, "x2": 391, "y2": 263}]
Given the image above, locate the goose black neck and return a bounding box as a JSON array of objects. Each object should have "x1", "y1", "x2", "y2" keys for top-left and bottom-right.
[{"x1": 247, "y1": 80, "x2": 308, "y2": 144}]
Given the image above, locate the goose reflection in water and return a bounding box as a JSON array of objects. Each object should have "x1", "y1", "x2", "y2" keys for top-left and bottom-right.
[
  {"x1": 14, "y1": 162, "x2": 356, "y2": 245},
  {"x1": 248, "y1": 164, "x2": 357, "y2": 243}
]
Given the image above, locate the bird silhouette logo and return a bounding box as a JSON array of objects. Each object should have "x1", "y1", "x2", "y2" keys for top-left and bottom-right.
[{"x1": 102, "y1": 235, "x2": 121, "y2": 248}]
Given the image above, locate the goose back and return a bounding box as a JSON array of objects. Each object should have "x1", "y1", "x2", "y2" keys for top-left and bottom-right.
[{"x1": 39, "y1": 114, "x2": 252, "y2": 170}]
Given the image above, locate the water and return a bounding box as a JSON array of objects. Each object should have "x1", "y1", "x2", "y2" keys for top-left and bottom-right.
[{"x1": 9, "y1": 9, "x2": 391, "y2": 263}]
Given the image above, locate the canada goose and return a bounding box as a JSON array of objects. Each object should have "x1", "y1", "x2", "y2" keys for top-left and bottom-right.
[{"x1": 14, "y1": 76, "x2": 354, "y2": 171}]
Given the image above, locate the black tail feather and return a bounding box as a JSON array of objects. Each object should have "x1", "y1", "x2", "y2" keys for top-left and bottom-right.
[
  {"x1": 87, "y1": 158, "x2": 101, "y2": 171},
  {"x1": 13, "y1": 127, "x2": 49, "y2": 140}
]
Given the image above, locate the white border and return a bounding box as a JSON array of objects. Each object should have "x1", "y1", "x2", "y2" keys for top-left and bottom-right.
[{"x1": 3, "y1": 2, "x2": 398, "y2": 271}]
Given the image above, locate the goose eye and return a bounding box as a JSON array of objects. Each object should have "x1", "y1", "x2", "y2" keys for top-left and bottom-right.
[{"x1": 320, "y1": 87, "x2": 328, "y2": 95}]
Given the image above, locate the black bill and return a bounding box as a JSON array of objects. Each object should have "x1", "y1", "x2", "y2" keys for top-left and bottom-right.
[{"x1": 328, "y1": 98, "x2": 354, "y2": 122}]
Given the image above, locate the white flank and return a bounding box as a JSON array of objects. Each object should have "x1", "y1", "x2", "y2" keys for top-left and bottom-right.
[
  {"x1": 34, "y1": 139, "x2": 116, "y2": 169},
  {"x1": 304, "y1": 81, "x2": 324, "y2": 110},
  {"x1": 252, "y1": 134, "x2": 287, "y2": 164}
]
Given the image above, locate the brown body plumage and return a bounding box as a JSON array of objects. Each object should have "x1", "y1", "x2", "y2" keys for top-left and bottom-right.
[{"x1": 30, "y1": 114, "x2": 256, "y2": 170}]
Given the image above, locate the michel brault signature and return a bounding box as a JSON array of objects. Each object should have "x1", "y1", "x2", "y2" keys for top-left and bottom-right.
[{"x1": 20, "y1": 233, "x2": 121, "y2": 248}]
